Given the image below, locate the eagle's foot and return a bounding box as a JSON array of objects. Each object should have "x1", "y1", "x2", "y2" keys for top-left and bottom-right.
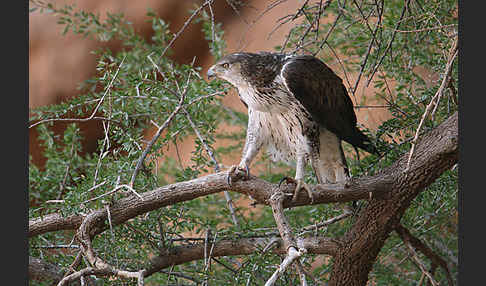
[
  {"x1": 227, "y1": 163, "x2": 250, "y2": 186},
  {"x1": 279, "y1": 177, "x2": 314, "y2": 204}
]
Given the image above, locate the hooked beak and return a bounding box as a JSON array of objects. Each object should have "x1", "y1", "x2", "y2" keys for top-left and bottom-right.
[{"x1": 207, "y1": 66, "x2": 216, "y2": 80}]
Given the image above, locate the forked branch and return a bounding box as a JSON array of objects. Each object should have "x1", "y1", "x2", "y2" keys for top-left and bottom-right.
[
  {"x1": 266, "y1": 190, "x2": 307, "y2": 285},
  {"x1": 395, "y1": 224, "x2": 454, "y2": 286}
]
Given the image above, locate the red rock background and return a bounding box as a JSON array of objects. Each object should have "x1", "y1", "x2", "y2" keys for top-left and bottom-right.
[{"x1": 29, "y1": 0, "x2": 389, "y2": 172}]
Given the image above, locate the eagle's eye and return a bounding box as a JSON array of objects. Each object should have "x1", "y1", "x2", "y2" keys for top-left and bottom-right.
[{"x1": 221, "y1": 63, "x2": 229, "y2": 69}]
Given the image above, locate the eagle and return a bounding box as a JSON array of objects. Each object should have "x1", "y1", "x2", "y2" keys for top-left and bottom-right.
[{"x1": 207, "y1": 52, "x2": 378, "y2": 202}]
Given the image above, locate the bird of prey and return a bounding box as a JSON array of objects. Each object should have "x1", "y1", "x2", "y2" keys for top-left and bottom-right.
[{"x1": 207, "y1": 52, "x2": 378, "y2": 202}]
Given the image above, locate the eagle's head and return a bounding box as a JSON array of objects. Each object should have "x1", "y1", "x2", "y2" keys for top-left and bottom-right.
[{"x1": 207, "y1": 52, "x2": 286, "y2": 88}]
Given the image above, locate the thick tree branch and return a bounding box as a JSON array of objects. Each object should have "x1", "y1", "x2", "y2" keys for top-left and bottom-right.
[
  {"x1": 328, "y1": 113, "x2": 457, "y2": 286},
  {"x1": 266, "y1": 190, "x2": 306, "y2": 286},
  {"x1": 269, "y1": 190, "x2": 298, "y2": 251},
  {"x1": 35, "y1": 233, "x2": 314, "y2": 283},
  {"x1": 27, "y1": 172, "x2": 376, "y2": 237},
  {"x1": 29, "y1": 112, "x2": 457, "y2": 285},
  {"x1": 29, "y1": 112, "x2": 457, "y2": 239},
  {"x1": 145, "y1": 235, "x2": 338, "y2": 276}
]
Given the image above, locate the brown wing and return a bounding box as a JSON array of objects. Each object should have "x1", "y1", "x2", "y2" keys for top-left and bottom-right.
[{"x1": 281, "y1": 55, "x2": 377, "y2": 154}]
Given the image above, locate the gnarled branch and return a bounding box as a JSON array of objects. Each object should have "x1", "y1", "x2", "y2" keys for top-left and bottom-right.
[
  {"x1": 266, "y1": 190, "x2": 307, "y2": 285},
  {"x1": 29, "y1": 112, "x2": 457, "y2": 285},
  {"x1": 145, "y1": 235, "x2": 339, "y2": 276}
]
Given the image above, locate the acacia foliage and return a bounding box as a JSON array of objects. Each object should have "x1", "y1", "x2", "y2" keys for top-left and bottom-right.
[{"x1": 29, "y1": 1, "x2": 458, "y2": 285}]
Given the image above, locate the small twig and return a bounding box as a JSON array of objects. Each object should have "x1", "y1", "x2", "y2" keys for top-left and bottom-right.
[
  {"x1": 262, "y1": 237, "x2": 281, "y2": 253},
  {"x1": 121, "y1": 184, "x2": 144, "y2": 199},
  {"x1": 405, "y1": 39, "x2": 458, "y2": 171},
  {"x1": 159, "y1": 270, "x2": 201, "y2": 284},
  {"x1": 313, "y1": 11, "x2": 342, "y2": 57},
  {"x1": 295, "y1": 261, "x2": 308, "y2": 286},
  {"x1": 366, "y1": 0, "x2": 410, "y2": 87},
  {"x1": 93, "y1": 122, "x2": 110, "y2": 186},
  {"x1": 45, "y1": 200, "x2": 66, "y2": 204},
  {"x1": 59, "y1": 251, "x2": 83, "y2": 281},
  {"x1": 380, "y1": 23, "x2": 457, "y2": 34},
  {"x1": 403, "y1": 241, "x2": 439, "y2": 286},
  {"x1": 165, "y1": 58, "x2": 239, "y2": 226},
  {"x1": 431, "y1": 37, "x2": 459, "y2": 120},
  {"x1": 211, "y1": 257, "x2": 238, "y2": 274},
  {"x1": 124, "y1": 222, "x2": 161, "y2": 252},
  {"x1": 84, "y1": 181, "x2": 107, "y2": 193},
  {"x1": 182, "y1": 107, "x2": 239, "y2": 226},
  {"x1": 82, "y1": 184, "x2": 142, "y2": 204},
  {"x1": 166, "y1": 265, "x2": 176, "y2": 285},
  {"x1": 33, "y1": 244, "x2": 80, "y2": 249},
  {"x1": 237, "y1": 0, "x2": 289, "y2": 50},
  {"x1": 292, "y1": 1, "x2": 317, "y2": 52},
  {"x1": 296, "y1": 260, "x2": 319, "y2": 285},
  {"x1": 300, "y1": 211, "x2": 351, "y2": 235},
  {"x1": 207, "y1": 232, "x2": 218, "y2": 271},
  {"x1": 30, "y1": 56, "x2": 126, "y2": 129},
  {"x1": 324, "y1": 41, "x2": 353, "y2": 94},
  {"x1": 105, "y1": 205, "x2": 114, "y2": 241},
  {"x1": 395, "y1": 224, "x2": 454, "y2": 286},
  {"x1": 207, "y1": 0, "x2": 215, "y2": 46},
  {"x1": 129, "y1": 93, "x2": 186, "y2": 187},
  {"x1": 203, "y1": 228, "x2": 211, "y2": 286},
  {"x1": 354, "y1": 105, "x2": 390, "y2": 109},
  {"x1": 225, "y1": 0, "x2": 250, "y2": 26},
  {"x1": 29, "y1": 116, "x2": 118, "y2": 129},
  {"x1": 204, "y1": 229, "x2": 211, "y2": 270},
  {"x1": 348, "y1": 0, "x2": 383, "y2": 101},
  {"x1": 158, "y1": 0, "x2": 214, "y2": 60}
]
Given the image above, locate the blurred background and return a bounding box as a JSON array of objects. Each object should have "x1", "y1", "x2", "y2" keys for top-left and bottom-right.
[{"x1": 29, "y1": 0, "x2": 389, "y2": 171}]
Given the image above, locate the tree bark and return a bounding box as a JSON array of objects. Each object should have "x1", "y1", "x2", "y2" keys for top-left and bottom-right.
[
  {"x1": 145, "y1": 236, "x2": 339, "y2": 276},
  {"x1": 328, "y1": 112, "x2": 458, "y2": 285}
]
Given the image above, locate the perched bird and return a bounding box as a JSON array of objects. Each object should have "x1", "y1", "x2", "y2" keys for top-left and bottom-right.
[{"x1": 207, "y1": 52, "x2": 378, "y2": 202}]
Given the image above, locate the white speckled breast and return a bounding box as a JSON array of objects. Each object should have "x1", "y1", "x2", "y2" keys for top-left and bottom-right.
[
  {"x1": 238, "y1": 75, "x2": 319, "y2": 163},
  {"x1": 248, "y1": 102, "x2": 316, "y2": 163}
]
